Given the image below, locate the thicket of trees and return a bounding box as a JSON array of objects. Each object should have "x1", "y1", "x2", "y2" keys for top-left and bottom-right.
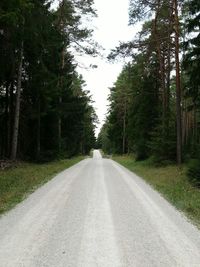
[
  {"x1": 0, "y1": 0, "x2": 97, "y2": 161},
  {"x1": 98, "y1": 0, "x2": 200, "y2": 171}
]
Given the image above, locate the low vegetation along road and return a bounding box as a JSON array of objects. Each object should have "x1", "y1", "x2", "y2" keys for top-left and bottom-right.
[{"x1": 0, "y1": 150, "x2": 200, "y2": 266}]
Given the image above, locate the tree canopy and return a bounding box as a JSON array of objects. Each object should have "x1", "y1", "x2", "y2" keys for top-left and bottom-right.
[
  {"x1": 98, "y1": 0, "x2": 200, "y2": 170},
  {"x1": 0, "y1": 0, "x2": 97, "y2": 161}
]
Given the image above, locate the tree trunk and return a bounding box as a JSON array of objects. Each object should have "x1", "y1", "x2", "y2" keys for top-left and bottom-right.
[
  {"x1": 57, "y1": 1, "x2": 65, "y2": 152},
  {"x1": 5, "y1": 82, "x2": 12, "y2": 157},
  {"x1": 173, "y1": 0, "x2": 182, "y2": 165},
  {"x1": 11, "y1": 41, "x2": 23, "y2": 160},
  {"x1": 36, "y1": 97, "x2": 41, "y2": 160},
  {"x1": 9, "y1": 83, "x2": 14, "y2": 156},
  {"x1": 153, "y1": 0, "x2": 167, "y2": 126},
  {"x1": 122, "y1": 101, "x2": 126, "y2": 154},
  {"x1": 58, "y1": 96, "x2": 62, "y2": 151},
  {"x1": 165, "y1": 2, "x2": 173, "y2": 137}
]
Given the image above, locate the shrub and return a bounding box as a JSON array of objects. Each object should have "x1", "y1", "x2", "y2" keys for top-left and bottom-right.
[{"x1": 187, "y1": 159, "x2": 200, "y2": 187}]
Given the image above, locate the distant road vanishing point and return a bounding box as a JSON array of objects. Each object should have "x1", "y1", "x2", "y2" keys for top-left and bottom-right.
[{"x1": 0, "y1": 150, "x2": 200, "y2": 266}]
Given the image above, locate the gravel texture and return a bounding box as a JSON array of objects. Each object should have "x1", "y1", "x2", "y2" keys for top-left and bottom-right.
[{"x1": 0, "y1": 150, "x2": 200, "y2": 266}]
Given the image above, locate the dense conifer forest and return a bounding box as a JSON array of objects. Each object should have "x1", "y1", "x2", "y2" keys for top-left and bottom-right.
[
  {"x1": 0, "y1": 0, "x2": 97, "y2": 162},
  {"x1": 97, "y1": 0, "x2": 200, "y2": 182},
  {"x1": 0, "y1": 0, "x2": 200, "y2": 185}
]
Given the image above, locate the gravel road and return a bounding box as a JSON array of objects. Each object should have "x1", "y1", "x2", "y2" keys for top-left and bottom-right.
[{"x1": 0, "y1": 150, "x2": 200, "y2": 266}]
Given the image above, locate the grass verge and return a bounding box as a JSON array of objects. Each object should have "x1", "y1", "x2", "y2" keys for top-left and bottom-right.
[
  {"x1": 113, "y1": 155, "x2": 200, "y2": 227},
  {"x1": 0, "y1": 156, "x2": 84, "y2": 215}
]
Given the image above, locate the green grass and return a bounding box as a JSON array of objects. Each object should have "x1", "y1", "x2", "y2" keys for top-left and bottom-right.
[
  {"x1": 0, "y1": 157, "x2": 84, "y2": 214},
  {"x1": 113, "y1": 155, "x2": 200, "y2": 227}
]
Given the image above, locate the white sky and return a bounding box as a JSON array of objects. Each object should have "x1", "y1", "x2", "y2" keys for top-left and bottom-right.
[
  {"x1": 53, "y1": 0, "x2": 141, "y2": 135},
  {"x1": 77, "y1": 0, "x2": 142, "y2": 135}
]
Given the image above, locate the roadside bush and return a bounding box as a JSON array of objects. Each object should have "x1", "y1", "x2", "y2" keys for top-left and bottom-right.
[
  {"x1": 187, "y1": 159, "x2": 200, "y2": 187},
  {"x1": 147, "y1": 155, "x2": 174, "y2": 167}
]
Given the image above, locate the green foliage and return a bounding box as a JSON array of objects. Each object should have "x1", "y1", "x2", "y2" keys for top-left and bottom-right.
[
  {"x1": 149, "y1": 117, "x2": 177, "y2": 163},
  {"x1": 187, "y1": 158, "x2": 200, "y2": 187},
  {"x1": 97, "y1": 122, "x2": 112, "y2": 154},
  {"x1": 182, "y1": 0, "x2": 200, "y2": 171},
  {"x1": 105, "y1": 64, "x2": 133, "y2": 154},
  {"x1": 102, "y1": 0, "x2": 200, "y2": 172},
  {"x1": 0, "y1": 0, "x2": 97, "y2": 161},
  {"x1": 183, "y1": 0, "x2": 200, "y2": 107},
  {"x1": 102, "y1": 51, "x2": 161, "y2": 160},
  {"x1": 128, "y1": 58, "x2": 159, "y2": 160},
  {"x1": 129, "y1": 0, "x2": 153, "y2": 24}
]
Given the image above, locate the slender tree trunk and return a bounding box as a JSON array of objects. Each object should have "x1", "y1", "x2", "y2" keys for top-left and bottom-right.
[
  {"x1": 5, "y1": 82, "x2": 11, "y2": 157},
  {"x1": 58, "y1": 96, "x2": 62, "y2": 151},
  {"x1": 173, "y1": 0, "x2": 182, "y2": 165},
  {"x1": 11, "y1": 41, "x2": 23, "y2": 160},
  {"x1": 36, "y1": 97, "x2": 41, "y2": 160},
  {"x1": 9, "y1": 83, "x2": 14, "y2": 157},
  {"x1": 153, "y1": 0, "x2": 167, "y2": 125},
  {"x1": 122, "y1": 101, "x2": 126, "y2": 154},
  {"x1": 166, "y1": 1, "x2": 173, "y2": 121},
  {"x1": 182, "y1": 99, "x2": 186, "y2": 145},
  {"x1": 165, "y1": 47, "x2": 171, "y2": 139},
  {"x1": 161, "y1": 54, "x2": 167, "y2": 124},
  {"x1": 57, "y1": 1, "x2": 65, "y2": 151},
  {"x1": 58, "y1": 47, "x2": 65, "y2": 151},
  {"x1": 193, "y1": 105, "x2": 197, "y2": 145}
]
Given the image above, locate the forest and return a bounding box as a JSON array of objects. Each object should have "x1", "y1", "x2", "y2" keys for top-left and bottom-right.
[
  {"x1": 0, "y1": 0, "x2": 97, "y2": 162},
  {"x1": 0, "y1": 0, "x2": 200, "y2": 184},
  {"x1": 97, "y1": 0, "x2": 200, "y2": 182}
]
